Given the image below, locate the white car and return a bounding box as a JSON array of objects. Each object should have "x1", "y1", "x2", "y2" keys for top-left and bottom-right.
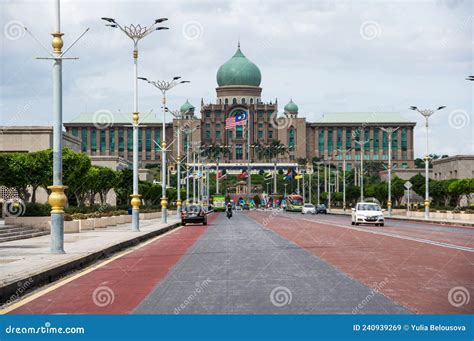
[
  {"x1": 351, "y1": 202, "x2": 385, "y2": 226},
  {"x1": 302, "y1": 203, "x2": 316, "y2": 215}
]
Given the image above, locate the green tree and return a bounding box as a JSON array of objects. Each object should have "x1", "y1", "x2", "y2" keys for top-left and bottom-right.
[{"x1": 62, "y1": 148, "x2": 92, "y2": 206}]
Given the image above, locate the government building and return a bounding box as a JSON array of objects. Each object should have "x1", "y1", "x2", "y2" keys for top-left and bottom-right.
[{"x1": 64, "y1": 43, "x2": 416, "y2": 173}]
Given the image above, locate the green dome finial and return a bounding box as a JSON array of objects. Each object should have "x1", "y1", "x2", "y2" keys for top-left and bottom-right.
[
  {"x1": 180, "y1": 99, "x2": 195, "y2": 113},
  {"x1": 216, "y1": 44, "x2": 262, "y2": 87},
  {"x1": 284, "y1": 99, "x2": 298, "y2": 113}
]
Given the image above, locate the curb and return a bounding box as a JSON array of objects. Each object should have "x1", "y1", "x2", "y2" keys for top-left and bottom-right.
[
  {"x1": 328, "y1": 211, "x2": 474, "y2": 229},
  {"x1": 0, "y1": 221, "x2": 181, "y2": 306}
]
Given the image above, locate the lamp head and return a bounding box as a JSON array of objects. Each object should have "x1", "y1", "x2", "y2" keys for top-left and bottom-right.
[
  {"x1": 409, "y1": 106, "x2": 418, "y2": 111},
  {"x1": 155, "y1": 18, "x2": 168, "y2": 23},
  {"x1": 101, "y1": 17, "x2": 116, "y2": 23}
]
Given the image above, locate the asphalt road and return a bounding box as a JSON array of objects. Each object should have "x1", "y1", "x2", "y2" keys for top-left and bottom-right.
[{"x1": 7, "y1": 210, "x2": 473, "y2": 314}]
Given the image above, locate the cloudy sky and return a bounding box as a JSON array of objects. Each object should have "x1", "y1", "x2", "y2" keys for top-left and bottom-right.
[{"x1": 1, "y1": 0, "x2": 472, "y2": 157}]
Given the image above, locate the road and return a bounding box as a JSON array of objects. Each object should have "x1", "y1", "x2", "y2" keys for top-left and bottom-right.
[{"x1": 5, "y1": 211, "x2": 473, "y2": 314}]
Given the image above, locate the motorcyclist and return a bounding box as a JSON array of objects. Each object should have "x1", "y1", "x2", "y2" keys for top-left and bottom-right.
[{"x1": 226, "y1": 202, "x2": 233, "y2": 219}]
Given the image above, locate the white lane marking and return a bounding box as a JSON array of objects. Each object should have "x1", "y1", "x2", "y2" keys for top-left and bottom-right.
[{"x1": 290, "y1": 215, "x2": 474, "y2": 253}]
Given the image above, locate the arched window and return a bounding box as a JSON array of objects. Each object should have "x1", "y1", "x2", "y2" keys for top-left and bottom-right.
[
  {"x1": 232, "y1": 98, "x2": 237, "y2": 104},
  {"x1": 250, "y1": 98, "x2": 253, "y2": 104},
  {"x1": 225, "y1": 98, "x2": 229, "y2": 105},
  {"x1": 289, "y1": 128, "x2": 295, "y2": 150},
  {"x1": 219, "y1": 99, "x2": 222, "y2": 104},
  {"x1": 241, "y1": 98, "x2": 246, "y2": 104}
]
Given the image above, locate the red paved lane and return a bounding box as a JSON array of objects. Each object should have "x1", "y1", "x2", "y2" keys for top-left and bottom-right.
[
  {"x1": 311, "y1": 214, "x2": 474, "y2": 248},
  {"x1": 247, "y1": 211, "x2": 474, "y2": 314},
  {"x1": 10, "y1": 214, "x2": 217, "y2": 314}
]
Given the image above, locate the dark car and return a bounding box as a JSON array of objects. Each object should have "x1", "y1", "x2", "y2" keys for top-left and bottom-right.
[
  {"x1": 316, "y1": 204, "x2": 327, "y2": 214},
  {"x1": 181, "y1": 205, "x2": 207, "y2": 225}
]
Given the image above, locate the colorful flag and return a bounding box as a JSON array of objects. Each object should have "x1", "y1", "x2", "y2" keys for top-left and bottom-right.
[
  {"x1": 283, "y1": 169, "x2": 293, "y2": 180},
  {"x1": 225, "y1": 111, "x2": 248, "y2": 129},
  {"x1": 264, "y1": 172, "x2": 273, "y2": 179},
  {"x1": 238, "y1": 170, "x2": 249, "y2": 179},
  {"x1": 295, "y1": 174, "x2": 303, "y2": 180}
]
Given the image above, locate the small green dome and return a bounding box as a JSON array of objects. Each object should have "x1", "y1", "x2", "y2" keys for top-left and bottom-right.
[
  {"x1": 180, "y1": 99, "x2": 194, "y2": 113},
  {"x1": 284, "y1": 99, "x2": 298, "y2": 113},
  {"x1": 216, "y1": 44, "x2": 262, "y2": 87}
]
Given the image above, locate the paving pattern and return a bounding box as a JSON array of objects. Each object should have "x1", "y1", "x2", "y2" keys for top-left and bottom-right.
[{"x1": 134, "y1": 213, "x2": 407, "y2": 314}]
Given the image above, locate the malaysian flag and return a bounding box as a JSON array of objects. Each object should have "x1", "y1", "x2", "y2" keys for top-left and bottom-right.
[{"x1": 225, "y1": 111, "x2": 248, "y2": 129}]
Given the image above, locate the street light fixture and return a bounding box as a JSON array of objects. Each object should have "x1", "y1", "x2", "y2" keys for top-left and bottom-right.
[
  {"x1": 139, "y1": 76, "x2": 190, "y2": 223},
  {"x1": 410, "y1": 105, "x2": 446, "y2": 219},
  {"x1": 102, "y1": 17, "x2": 168, "y2": 231},
  {"x1": 380, "y1": 127, "x2": 399, "y2": 216},
  {"x1": 466, "y1": 76, "x2": 474, "y2": 81}
]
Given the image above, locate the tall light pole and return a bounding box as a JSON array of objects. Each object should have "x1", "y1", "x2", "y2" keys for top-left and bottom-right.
[
  {"x1": 102, "y1": 17, "x2": 168, "y2": 231},
  {"x1": 307, "y1": 163, "x2": 313, "y2": 205},
  {"x1": 410, "y1": 106, "x2": 445, "y2": 219},
  {"x1": 316, "y1": 162, "x2": 322, "y2": 206},
  {"x1": 354, "y1": 139, "x2": 371, "y2": 202},
  {"x1": 138, "y1": 77, "x2": 189, "y2": 223},
  {"x1": 380, "y1": 127, "x2": 399, "y2": 216},
  {"x1": 336, "y1": 147, "x2": 352, "y2": 211}
]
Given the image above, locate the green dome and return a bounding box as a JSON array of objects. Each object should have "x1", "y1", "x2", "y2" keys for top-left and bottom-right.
[
  {"x1": 216, "y1": 45, "x2": 261, "y2": 87},
  {"x1": 180, "y1": 99, "x2": 195, "y2": 113},
  {"x1": 284, "y1": 99, "x2": 298, "y2": 112}
]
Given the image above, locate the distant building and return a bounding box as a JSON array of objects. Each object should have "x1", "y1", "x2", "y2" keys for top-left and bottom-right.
[
  {"x1": 0, "y1": 126, "x2": 80, "y2": 153},
  {"x1": 432, "y1": 155, "x2": 474, "y2": 180},
  {"x1": 64, "y1": 43, "x2": 416, "y2": 172}
]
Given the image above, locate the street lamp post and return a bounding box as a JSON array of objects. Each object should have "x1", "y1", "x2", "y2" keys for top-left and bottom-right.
[
  {"x1": 336, "y1": 147, "x2": 352, "y2": 212},
  {"x1": 354, "y1": 139, "x2": 371, "y2": 202},
  {"x1": 410, "y1": 106, "x2": 445, "y2": 219},
  {"x1": 102, "y1": 16, "x2": 168, "y2": 231},
  {"x1": 380, "y1": 127, "x2": 399, "y2": 216},
  {"x1": 138, "y1": 77, "x2": 189, "y2": 223}
]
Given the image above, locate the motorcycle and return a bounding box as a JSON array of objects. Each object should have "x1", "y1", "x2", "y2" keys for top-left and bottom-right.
[{"x1": 226, "y1": 209, "x2": 232, "y2": 219}]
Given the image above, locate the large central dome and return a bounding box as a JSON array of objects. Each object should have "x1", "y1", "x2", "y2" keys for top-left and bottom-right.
[{"x1": 216, "y1": 44, "x2": 262, "y2": 87}]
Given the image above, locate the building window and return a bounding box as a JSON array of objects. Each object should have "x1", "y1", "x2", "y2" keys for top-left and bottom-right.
[
  {"x1": 72, "y1": 128, "x2": 78, "y2": 137},
  {"x1": 289, "y1": 128, "x2": 295, "y2": 150},
  {"x1": 373, "y1": 154, "x2": 379, "y2": 160},
  {"x1": 216, "y1": 130, "x2": 221, "y2": 139},
  {"x1": 205, "y1": 131, "x2": 211, "y2": 139},
  {"x1": 241, "y1": 98, "x2": 246, "y2": 104},
  {"x1": 258, "y1": 123, "x2": 263, "y2": 129},
  {"x1": 227, "y1": 130, "x2": 232, "y2": 139},
  {"x1": 319, "y1": 128, "x2": 324, "y2": 155},
  {"x1": 138, "y1": 128, "x2": 142, "y2": 151},
  {"x1": 354, "y1": 129, "x2": 360, "y2": 151},
  {"x1": 236, "y1": 125, "x2": 243, "y2": 139},
  {"x1": 81, "y1": 129, "x2": 88, "y2": 152},
  {"x1": 216, "y1": 123, "x2": 221, "y2": 129},
  {"x1": 258, "y1": 130, "x2": 263, "y2": 139},
  {"x1": 268, "y1": 130, "x2": 273, "y2": 139},
  {"x1": 127, "y1": 128, "x2": 133, "y2": 151},
  {"x1": 402, "y1": 163, "x2": 408, "y2": 169},
  {"x1": 109, "y1": 128, "x2": 115, "y2": 153},
  {"x1": 346, "y1": 163, "x2": 352, "y2": 171},
  {"x1": 250, "y1": 98, "x2": 253, "y2": 104},
  {"x1": 184, "y1": 133, "x2": 189, "y2": 153},
  {"x1": 225, "y1": 98, "x2": 229, "y2": 105},
  {"x1": 205, "y1": 112, "x2": 211, "y2": 118},
  {"x1": 146, "y1": 128, "x2": 151, "y2": 152},
  {"x1": 373, "y1": 128, "x2": 379, "y2": 152},
  {"x1": 100, "y1": 130, "x2": 106, "y2": 154},
  {"x1": 258, "y1": 111, "x2": 264, "y2": 118},
  {"x1": 215, "y1": 111, "x2": 221, "y2": 118},
  {"x1": 337, "y1": 128, "x2": 342, "y2": 150},
  {"x1": 392, "y1": 130, "x2": 398, "y2": 155},
  {"x1": 232, "y1": 98, "x2": 237, "y2": 104},
  {"x1": 346, "y1": 128, "x2": 351, "y2": 149},
  {"x1": 91, "y1": 128, "x2": 97, "y2": 152},
  {"x1": 235, "y1": 144, "x2": 243, "y2": 160},
  {"x1": 327, "y1": 128, "x2": 333, "y2": 153},
  {"x1": 401, "y1": 128, "x2": 407, "y2": 151},
  {"x1": 118, "y1": 128, "x2": 124, "y2": 152},
  {"x1": 205, "y1": 123, "x2": 211, "y2": 129}
]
